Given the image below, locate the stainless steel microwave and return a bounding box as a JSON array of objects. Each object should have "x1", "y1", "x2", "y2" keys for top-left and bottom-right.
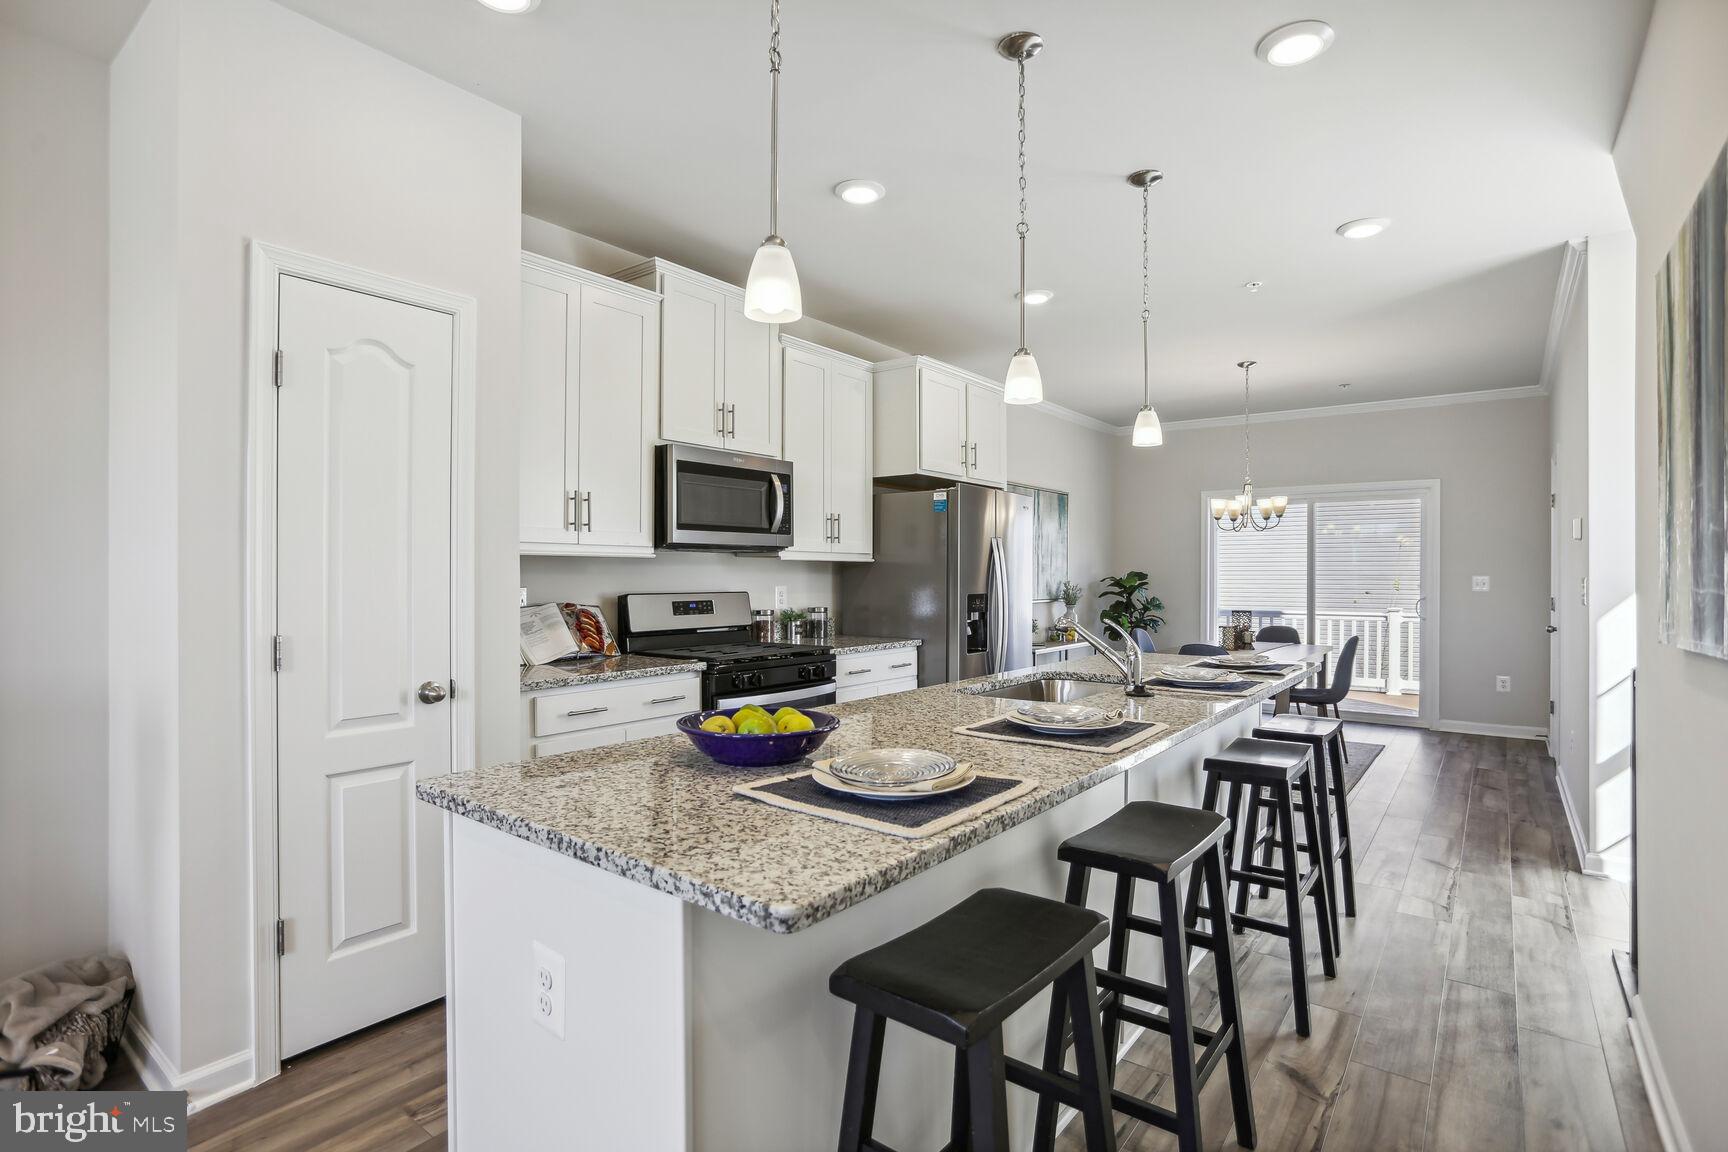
[{"x1": 656, "y1": 443, "x2": 794, "y2": 552}]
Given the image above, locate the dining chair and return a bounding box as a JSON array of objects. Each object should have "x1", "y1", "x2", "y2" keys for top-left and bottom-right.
[
  {"x1": 1178, "y1": 643, "x2": 1229, "y2": 657},
  {"x1": 1289, "y1": 636, "x2": 1360, "y2": 756},
  {"x1": 1132, "y1": 628, "x2": 1158, "y2": 653},
  {"x1": 1255, "y1": 625, "x2": 1301, "y2": 645}
]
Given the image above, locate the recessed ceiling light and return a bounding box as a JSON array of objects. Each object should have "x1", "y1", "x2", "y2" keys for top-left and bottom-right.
[
  {"x1": 1255, "y1": 20, "x2": 1335, "y2": 67},
  {"x1": 1017, "y1": 289, "x2": 1055, "y2": 306},
  {"x1": 833, "y1": 179, "x2": 886, "y2": 205},
  {"x1": 476, "y1": 0, "x2": 540, "y2": 11},
  {"x1": 1243, "y1": 280, "x2": 1265, "y2": 293},
  {"x1": 1336, "y1": 217, "x2": 1390, "y2": 239}
]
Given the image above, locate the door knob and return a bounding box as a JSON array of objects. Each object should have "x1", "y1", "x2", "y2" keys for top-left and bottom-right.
[{"x1": 417, "y1": 681, "x2": 448, "y2": 704}]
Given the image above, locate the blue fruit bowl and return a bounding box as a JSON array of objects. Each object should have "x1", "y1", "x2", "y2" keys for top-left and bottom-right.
[{"x1": 676, "y1": 708, "x2": 840, "y2": 768}]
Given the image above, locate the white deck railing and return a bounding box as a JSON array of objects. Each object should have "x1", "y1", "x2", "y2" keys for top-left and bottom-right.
[{"x1": 1218, "y1": 609, "x2": 1420, "y2": 694}]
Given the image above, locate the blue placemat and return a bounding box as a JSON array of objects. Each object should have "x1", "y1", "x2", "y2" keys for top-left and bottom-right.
[
  {"x1": 734, "y1": 770, "x2": 1035, "y2": 839},
  {"x1": 957, "y1": 716, "x2": 1169, "y2": 753},
  {"x1": 1149, "y1": 676, "x2": 1262, "y2": 695}
]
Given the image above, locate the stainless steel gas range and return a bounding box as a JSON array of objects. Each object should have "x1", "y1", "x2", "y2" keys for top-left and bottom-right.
[{"x1": 616, "y1": 592, "x2": 837, "y2": 711}]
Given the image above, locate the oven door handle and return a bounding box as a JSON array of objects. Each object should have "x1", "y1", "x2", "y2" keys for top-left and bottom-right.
[{"x1": 769, "y1": 472, "x2": 787, "y2": 534}]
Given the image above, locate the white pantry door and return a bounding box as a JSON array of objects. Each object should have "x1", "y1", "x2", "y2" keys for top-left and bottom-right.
[{"x1": 276, "y1": 274, "x2": 453, "y2": 1058}]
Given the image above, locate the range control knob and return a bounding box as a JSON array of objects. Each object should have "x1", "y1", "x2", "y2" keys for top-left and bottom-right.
[{"x1": 797, "y1": 665, "x2": 813, "y2": 681}]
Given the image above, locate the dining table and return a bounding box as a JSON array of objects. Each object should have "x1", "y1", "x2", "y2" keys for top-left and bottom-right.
[{"x1": 1252, "y1": 641, "x2": 1334, "y2": 713}]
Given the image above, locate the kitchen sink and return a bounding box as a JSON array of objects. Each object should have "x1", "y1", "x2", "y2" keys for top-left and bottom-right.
[{"x1": 970, "y1": 675, "x2": 1120, "y2": 703}]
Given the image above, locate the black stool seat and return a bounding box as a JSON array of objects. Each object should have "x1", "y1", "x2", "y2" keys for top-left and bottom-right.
[
  {"x1": 831, "y1": 887, "x2": 1107, "y2": 1047},
  {"x1": 1210, "y1": 736, "x2": 1309, "y2": 781},
  {"x1": 1058, "y1": 801, "x2": 1229, "y2": 881},
  {"x1": 1256, "y1": 714, "x2": 1342, "y2": 739}
]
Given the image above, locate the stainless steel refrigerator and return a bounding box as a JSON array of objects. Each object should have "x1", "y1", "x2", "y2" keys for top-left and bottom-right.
[{"x1": 839, "y1": 485, "x2": 1034, "y2": 686}]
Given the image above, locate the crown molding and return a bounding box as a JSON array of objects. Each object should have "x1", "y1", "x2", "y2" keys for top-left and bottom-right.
[
  {"x1": 1110, "y1": 383, "x2": 1551, "y2": 435},
  {"x1": 1538, "y1": 238, "x2": 1588, "y2": 394},
  {"x1": 520, "y1": 251, "x2": 663, "y2": 303},
  {"x1": 1026, "y1": 399, "x2": 1120, "y2": 435},
  {"x1": 777, "y1": 333, "x2": 874, "y2": 371}
]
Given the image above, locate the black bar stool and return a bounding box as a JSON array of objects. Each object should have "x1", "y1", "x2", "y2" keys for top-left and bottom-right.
[
  {"x1": 1040, "y1": 801, "x2": 1256, "y2": 1152},
  {"x1": 829, "y1": 887, "x2": 1117, "y2": 1152},
  {"x1": 1195, "y1": 737, "x2": 1336, "y2": 1037},
  {"x1": 1254, "y1": 714, "x2": 1356, "y2": 931}
]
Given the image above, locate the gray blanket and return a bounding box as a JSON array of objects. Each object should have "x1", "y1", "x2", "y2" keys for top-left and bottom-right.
[{"x1": 0, "y1": 955, "x2": 134, "y2": 1090}]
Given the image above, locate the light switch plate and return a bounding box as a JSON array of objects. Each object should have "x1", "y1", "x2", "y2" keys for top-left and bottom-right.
[
  {"x1": 532, "y1": 940, "x2": 565, "y2": 1039},
  {"x1": 1571, "y1": 518, "x2": 1583, "y2": 541},
  {"x1": 1472, "y1": 576, "x2": 1490, "y2": 592},
  {"x1": 519, "y1": 586, "x2": 528, "y2": 607}
]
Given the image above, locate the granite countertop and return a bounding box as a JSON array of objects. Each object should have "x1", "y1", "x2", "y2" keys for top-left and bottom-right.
[
  {"x1": 430, "y1": 651, "x2": 1314, "y2": 934},
  {"x1": 824, "y1": 635, "x2": 922, "y2": 655},
  {"x1": 520, "y1": 654, "x2": 704, "y2": 692}
]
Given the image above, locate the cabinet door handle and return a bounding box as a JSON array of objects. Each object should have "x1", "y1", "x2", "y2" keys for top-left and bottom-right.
[
  {"x1": 971, "y1": 442, "x2": 978, "y2": 468},
  {"x1": 564, "y1": 706, "x2": 609, "y2": 718},
  {"x1": 890, "y1": 662, "x2": 913, "y2": 670},
  {"x1": 833, "y1": 513, "x2": 841, "y2": 542},
  {"x1": 726, "y1": 403, "x2": 736, "y2": 437},
  {"x1": 846, "y1": 667, "x2": 873, "y2": 676},
  {"x1": 567, "y1": 490, "x2": 579, "y2": 531},
  {"x1": 962, "y1": 440, "x2": 969, "y2": 467},
  {"x1": 581, "y1": 491, "x2": 593, "y2": 531},
  {"x1": 717, "y1": 403, "x2": 726, "y2": 436},
  {"x1": 647, "y1": 694, "x2": 688, "y2": 705}
]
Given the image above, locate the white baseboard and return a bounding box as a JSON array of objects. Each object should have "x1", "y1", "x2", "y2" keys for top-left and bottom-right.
[
  {"x1": 1433, "y1": 719, "x2": 1548, "y2": 740},
  {"x1": 1550, "y1": 767, "x2": 1611, "y2": 876},
  {"x1": 1628, "y1": 994, "x2": 1692, "y2": 1152},
  {"x1": 121, "y1": 1018, "x2": 256, "y2": 1113}
]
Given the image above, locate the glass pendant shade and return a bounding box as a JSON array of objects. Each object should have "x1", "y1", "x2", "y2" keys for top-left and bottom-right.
[
  {"x1": 1003, "y1": 350, "x2": 1043, "y2": 404},
  {"x1": 744, "y1": 239, "x2": 802, "y2": 323},
  {"x1": 1132, "y1": 405, "x2": 1163, "y2": 447}
]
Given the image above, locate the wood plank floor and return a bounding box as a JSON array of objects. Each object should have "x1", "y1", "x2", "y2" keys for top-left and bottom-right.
[
  {"x1": 109, "y1": 725, "x2": 1651, "y2": 1151},
  {"x1": 1056, "y1": 723, "x2": 1657, "y2": 1152}
]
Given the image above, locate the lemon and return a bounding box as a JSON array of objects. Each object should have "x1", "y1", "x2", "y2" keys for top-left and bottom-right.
[
  {"x1": 735, "y1": 713, "x2": 776, "y2": 736},
  {"x1": 776, "y1": 712, "x2": 815, "y2": 733},
  {"x1": 771, "y1": 706, "x2": 806, "y2": 726},
  {"x1": 734, "y1": 705, "x2": 770, "y2": 721},
  {"x1": 699, "y1": 714, "x2": 736, "y2": 735}
]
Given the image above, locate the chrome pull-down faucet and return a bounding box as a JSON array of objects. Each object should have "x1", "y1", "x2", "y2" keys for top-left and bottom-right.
[{"x1": 1055, "y1": 612, "x2": 1153, "y2": 697}]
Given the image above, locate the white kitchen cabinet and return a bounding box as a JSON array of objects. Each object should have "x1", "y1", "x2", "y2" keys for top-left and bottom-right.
[
  {"x1": 521, "y1": 672, "x2": 701, "y2": 759},
  {"x1": 871, "y1": 356, "x2": 1009, "y2": 489},
  {"x1": 780, "y1": 337, "x2": 874, "y2": 562},
  {"x1": 519, "y1": 253, "x2": 660, "y2": 557},
  {"x1": 834, "y1": 649, "x2": 920, "y2": 701},
  {"x1": 617, "y1": 258, "x2": 782, "y2": 459}
]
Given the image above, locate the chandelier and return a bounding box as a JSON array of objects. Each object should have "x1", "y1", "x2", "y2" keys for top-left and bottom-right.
[{"x1": 1212, "y1": 360, "x2": 1288, "y2": 531}]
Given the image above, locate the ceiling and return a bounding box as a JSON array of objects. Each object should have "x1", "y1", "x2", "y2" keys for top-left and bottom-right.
[
  {"x1": 0, "y1": 0, "x2": 147, "y2": 58},
  {"x1": 12, "y1": 0, "x2": 1651, "y2": 423}
]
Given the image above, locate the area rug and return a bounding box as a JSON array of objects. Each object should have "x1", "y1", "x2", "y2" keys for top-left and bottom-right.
[{"x1": 1343, "y1": 742, "x2": 1384, "y2": 793}]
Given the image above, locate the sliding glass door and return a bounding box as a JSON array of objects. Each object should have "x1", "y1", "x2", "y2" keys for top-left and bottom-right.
[{"x1": 1205, "y1": 483, "x2": 1436, "y2": 725}]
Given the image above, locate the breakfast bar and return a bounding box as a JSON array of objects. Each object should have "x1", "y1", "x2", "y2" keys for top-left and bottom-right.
[{"x1": 417, "y1": 653, "x2": 1315, "y2": 1151}]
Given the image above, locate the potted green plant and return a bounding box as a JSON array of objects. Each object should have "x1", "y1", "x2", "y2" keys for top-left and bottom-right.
[
  {"x1": 1098, "y1": 571, "x2": 1164, "y2": 640},
  {"x1": 777, "y1": 607, "x2": 808, "y2": 642},
  {"x1": 1056, "y1": 580, "x2": 1083, "y2": 640}
]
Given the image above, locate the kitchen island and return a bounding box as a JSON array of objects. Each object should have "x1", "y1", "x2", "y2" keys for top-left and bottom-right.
[{"x1": 418, "y1": 653, "x2": 1314, "y2": 1151}]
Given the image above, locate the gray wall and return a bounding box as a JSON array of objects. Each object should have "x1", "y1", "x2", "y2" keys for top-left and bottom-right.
[
  {"x1": 0, "y1": 21, "x2": 110, "y2": 981},
  {"x1": 1111, "y1": 396, "x2": 1552, "y2": 731},
  {"x1": 1612, "y1": 0, "x2": 1728, "y2": 1142},
  {"x1": 1007, "y1": 406, "x2": 1117, "y2": 632}
]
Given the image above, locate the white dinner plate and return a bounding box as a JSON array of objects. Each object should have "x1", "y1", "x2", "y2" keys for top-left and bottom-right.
[
  {"x1": 826, "y1": 748, "x2": 957, "y2": 787},
  {"x1": 810, "y1": 763, "x2": 976, "y2": 801},
  {"x1": 1003, "y1": 708, "x2": 1128, "y2": 736}
]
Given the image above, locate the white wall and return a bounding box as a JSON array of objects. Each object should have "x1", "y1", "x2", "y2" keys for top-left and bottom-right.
[
  {"x1": 108, "y1": 0, "x2": 522, "y2": 1081},
  {"x1": 1007, "y1": 406, "x2": 1117, "y2": 631},
  {"x1": 1112, "y1": 396, "x2": 1552, "y2": 731},
  {"x1": 0, "y1": 21, "x2": 111, "y2": 982},
  {"x1": 1612, "y1": 0, "x2": 1728, "y2": 1144},
  {"x1": 1548, "y1": 252, "x2": 1592, "y2": 823}
]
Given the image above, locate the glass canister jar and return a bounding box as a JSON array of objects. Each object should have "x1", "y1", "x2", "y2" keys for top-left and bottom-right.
[
  {"x1": 753, "y1": 608, "x2": 776, "y2": 644},
  {"x1": 806, "y1": 606, "x2": 832, "y2": 644}
]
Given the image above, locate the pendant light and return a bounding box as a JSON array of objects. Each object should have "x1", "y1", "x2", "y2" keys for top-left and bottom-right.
[
  {"x1": 998, "y1": 31, "x2": 1043, "y2": 404},
  {"x1": 1212, "y1": 360, "x2": 1289, "y2": 531},
  {"x1": 1128, "y1": 169, "x2": 1164, "y2": 447},
  {"x1": 744, "y1": 0, "x2": 802, "y2": 323}
]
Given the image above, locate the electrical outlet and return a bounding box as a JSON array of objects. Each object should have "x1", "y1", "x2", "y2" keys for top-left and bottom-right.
[
  {"x1": 1472, "y1": 576, "x2": 1491, "y2": 592},
  {"x1": 532, "y1": 941, "x2": 565, "y2": 1039},
  {"x1": 519, "y1": 586, "x2": 528, "y2": 608},
  {"x1": 773, "y1": 585, "x2": 788, "y2": 611},
  {"x1": 1495, "y1": 675, "x2": 1511, "y2": 693},
  {"x1": 1571, "y1": 518, "x2": 1583, "y2": 541}
]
